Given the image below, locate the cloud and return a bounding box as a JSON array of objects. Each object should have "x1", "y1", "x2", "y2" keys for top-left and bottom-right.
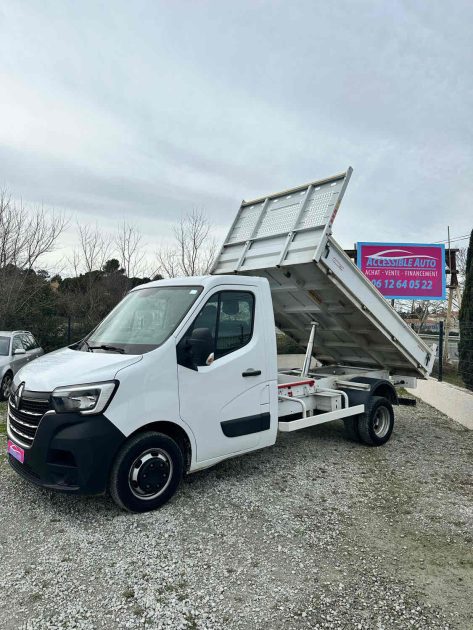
[{"x1": 0, "y1": 0, "x2": 472, "y2": 264}]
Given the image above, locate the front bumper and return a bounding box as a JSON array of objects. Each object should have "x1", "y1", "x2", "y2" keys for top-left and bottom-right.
[{"x1": 8, "y1": 412, "x2": 125, "y2": 495}]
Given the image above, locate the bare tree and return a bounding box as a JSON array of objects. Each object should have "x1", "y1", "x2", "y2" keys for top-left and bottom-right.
[
  {"x1": 62, "y1": 223, "x2": 115, "y2": 326},
  {"x1": 457, "y1": 247, "x2": 467, "y2": 293},
  {"x1": 115, "y1": 221, "x2": 146, "y2": 278},
  {"x1": 69, "y1": 247, "x2": 82, "y2": 278},
  {"x1": 155, "y1": 209, "x2": 218, "y2": 278},
  {"x1": 154, "y1": 245, "x2": 180, "y2": 279},
  {"x1": 0, "y1": 191, "x2": 66, "y2": 269},
  {"x1": 71, "y1": 223, "x2": 113, "y2": 275},
  {"x1": 0, "y1": 191, "x2": 66, "y2": 324}
]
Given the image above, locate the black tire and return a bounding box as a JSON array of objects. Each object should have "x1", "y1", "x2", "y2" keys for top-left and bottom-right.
[
  {"x1": 109, "y1": 431, "x2": 184, "y2": 513},
  {"x1": 343, "y1": 416, "x2": 360, "y2": 442},
  {"x1": 357, "y1": 396, "x2": 394, "y2": 446},
  {"x1": 0, "y1": 372, "x2": 13, "y2": 402}
]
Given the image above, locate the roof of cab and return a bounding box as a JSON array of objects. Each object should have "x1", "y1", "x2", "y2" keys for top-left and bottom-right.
[{"x1": 129, "y1": 275, "x2": 269, "y2": 291}]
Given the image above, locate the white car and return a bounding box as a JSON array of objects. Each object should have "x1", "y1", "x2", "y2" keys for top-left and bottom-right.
[{"x1": 0, "y1": 331, "x2": 44, "y2": 401}]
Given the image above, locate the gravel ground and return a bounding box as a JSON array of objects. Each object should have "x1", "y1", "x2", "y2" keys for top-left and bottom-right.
[{"x1": 0, "y1": 399, "x2": 472, "y2": 630}]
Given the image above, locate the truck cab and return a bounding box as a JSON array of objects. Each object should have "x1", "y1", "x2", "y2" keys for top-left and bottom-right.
[{"x1": 7, "y1": 276, "x2": 279, "y2": 512}]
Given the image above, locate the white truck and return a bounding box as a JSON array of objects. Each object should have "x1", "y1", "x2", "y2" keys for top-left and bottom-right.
[{"x1": 7, "y1": 168, "x2": 435, "y2": 512}]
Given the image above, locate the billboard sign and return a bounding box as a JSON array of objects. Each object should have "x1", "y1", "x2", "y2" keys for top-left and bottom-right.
[{"x1": 357, "y1": 242, "x2": 446, "y2": 300}]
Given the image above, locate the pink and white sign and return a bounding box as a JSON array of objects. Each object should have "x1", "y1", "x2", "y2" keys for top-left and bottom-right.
[
  {"x1": 357, "y1": 242, "x2": 446, "y2": 300},
  {"x1": 7, "y1": 440, "x2": 25, "y2": 464}
]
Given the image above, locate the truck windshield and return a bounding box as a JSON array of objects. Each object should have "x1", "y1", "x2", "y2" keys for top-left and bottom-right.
[
  {"x1": 81, "y1": 286, "x2": 202, "y2": 354},
  {"x1": 0, "y1": 337, "x2": 10, "y2": 356}
]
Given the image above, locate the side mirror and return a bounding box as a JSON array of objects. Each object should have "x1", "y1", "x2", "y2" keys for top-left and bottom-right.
[
  {"x1": 177, "y1": 328, "x2": 214, "y2": 371},
  {"x1": 13, "y1": 348, "x2": 26, "y2": 356},
  {"x1": 176, "y1": 338, "x2": 197, "y2": 371}
]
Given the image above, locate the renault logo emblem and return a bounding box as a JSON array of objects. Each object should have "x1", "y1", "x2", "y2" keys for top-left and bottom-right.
[{"x1": 14, "y1": 382, "x2": 25, "y2": 409}]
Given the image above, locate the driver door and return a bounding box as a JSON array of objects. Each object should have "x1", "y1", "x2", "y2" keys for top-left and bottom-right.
[{"x1": 177, "y1": 286, "x2": 270, "y2": 463}]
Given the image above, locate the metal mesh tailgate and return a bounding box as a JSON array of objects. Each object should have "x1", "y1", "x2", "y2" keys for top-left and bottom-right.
[{"x1": 212, "y1": 170, "x2": 352, "y2": 274}]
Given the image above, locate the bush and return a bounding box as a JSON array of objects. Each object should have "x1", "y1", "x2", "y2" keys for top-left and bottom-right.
[{"x1": 276, "y1": 333, "x2": 305, "y2": 355}]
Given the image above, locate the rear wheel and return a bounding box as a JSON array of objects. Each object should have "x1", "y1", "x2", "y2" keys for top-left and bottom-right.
[
  {"x1": 109, "y1": 431, "x2": 184, "y2": 512},
  {"x1": 357, "y1": 396, "x2": 394, "y2": 446},
  {"x1": 0, "y1": 372, "x2": 13, "y2": 401}
]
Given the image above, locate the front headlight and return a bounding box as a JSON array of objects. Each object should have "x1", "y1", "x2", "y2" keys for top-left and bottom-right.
[{"x1": 51, "y1": 381, "x2": 118, "y2": 415}]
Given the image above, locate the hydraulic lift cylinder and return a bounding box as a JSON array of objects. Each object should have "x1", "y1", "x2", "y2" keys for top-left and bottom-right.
[{"x1": 301, "y1": 322, "x2": 318, "y2": 377}]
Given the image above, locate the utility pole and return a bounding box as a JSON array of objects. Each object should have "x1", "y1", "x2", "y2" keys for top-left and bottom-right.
[{"x1": 444, "y1": 226, "x2": 453, "y2": 362}]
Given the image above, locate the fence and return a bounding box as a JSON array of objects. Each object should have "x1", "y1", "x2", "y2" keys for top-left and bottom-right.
[
  {"x1": 14, "y1": 315, "x2": 94, "y2": 354},
  {"x1": 418, "y1": 322, "x2": 473, "y2": 390}
]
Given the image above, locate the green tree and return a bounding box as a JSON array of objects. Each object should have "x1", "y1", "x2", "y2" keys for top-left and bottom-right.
[
  {"x1": 103, "y1": 258, "x2": 123, "y2": 274},
  {"x1": 458, "y1": 229, "x2": 473, "y2": 390},
  {"x1": 0, "y1": 267, "x2": 62, "y2": 352}
]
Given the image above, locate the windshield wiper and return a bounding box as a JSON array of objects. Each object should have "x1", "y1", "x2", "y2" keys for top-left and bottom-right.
[{"x1": 87, "y1": 344, "x2": 125, "y2": 354}]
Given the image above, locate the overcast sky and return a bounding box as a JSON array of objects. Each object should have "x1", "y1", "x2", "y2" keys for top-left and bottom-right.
[{"x1": 1, "y1": 1, "x2": 472, "y2": 271}]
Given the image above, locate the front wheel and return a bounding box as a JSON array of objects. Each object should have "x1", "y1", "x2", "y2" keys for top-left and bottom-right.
[
  {"x1": 357, "y1": 396, "x2": 394, "y2": 446},
  {"x1": 109, "y1": 431, "x2": 184, "y2": 512}
]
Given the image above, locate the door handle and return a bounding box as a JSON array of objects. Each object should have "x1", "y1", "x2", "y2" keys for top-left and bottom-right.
[{"x1": 242, "y1": 369, "x2": 261, "y2": 377}]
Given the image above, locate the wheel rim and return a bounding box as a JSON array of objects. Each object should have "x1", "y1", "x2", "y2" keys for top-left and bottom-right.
[
  {"x1": 128, "y1": 448, "x2": 173, "y2": 500},
  {"x1": 373, "y1": 406, "x2": 390, "y2": 438},
  {"x1": 2, "y1": 375, "x2": 12, "y2": 398}
]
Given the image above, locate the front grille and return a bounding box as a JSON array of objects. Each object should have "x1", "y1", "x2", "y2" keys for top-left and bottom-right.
[{"x1": 8, "y1": 391, "x2": 52, "y2": 448}]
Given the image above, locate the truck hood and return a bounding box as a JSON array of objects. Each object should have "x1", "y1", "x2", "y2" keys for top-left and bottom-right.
[{"x1": 14, "y1": 348, "x2": 142, "y2": 392}]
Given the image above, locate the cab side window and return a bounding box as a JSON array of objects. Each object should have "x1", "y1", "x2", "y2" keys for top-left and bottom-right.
[
  {"x1": 21, "y1": 333, "x2": 34, "y2": 351},
  {"x1": 216, "y1": 292, "x2": 254, "y2": 359},
  {"x1": 177, "y1": 291, "x2": 255, "y2": 369},
  {"x1": 12, "y1": 336, "x2": 25, "y2": 353}
]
